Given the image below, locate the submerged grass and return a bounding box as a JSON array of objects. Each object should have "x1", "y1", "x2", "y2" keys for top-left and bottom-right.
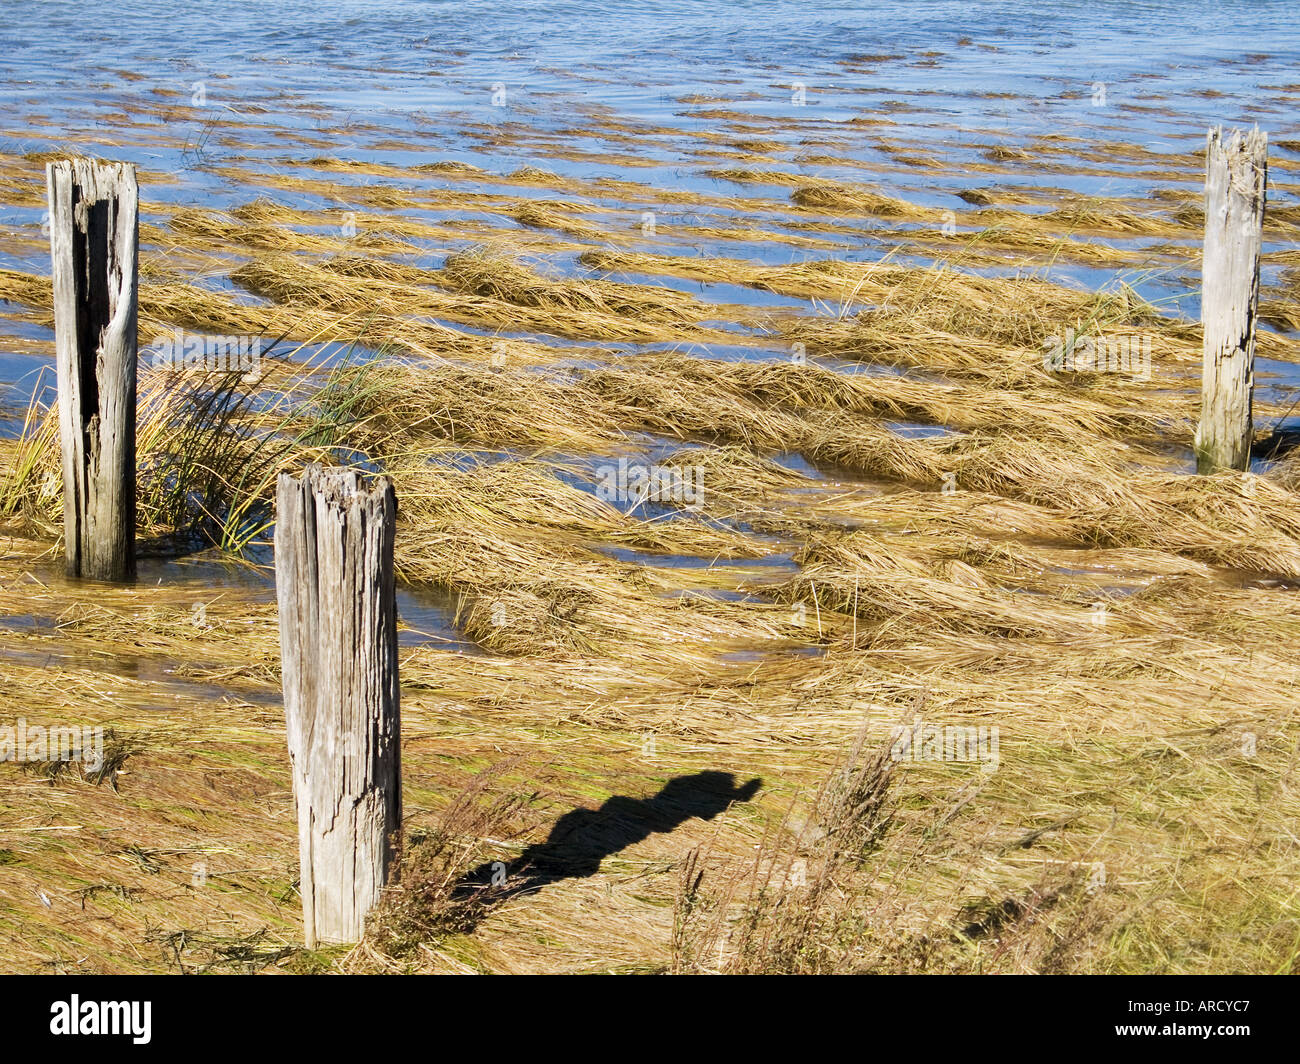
[
  {"x1": 2, "y1": 124, "x2": 1300, "y2": 976},
  {"x1": 230, "y1": 248, "x2": 740, "y2": 344}
]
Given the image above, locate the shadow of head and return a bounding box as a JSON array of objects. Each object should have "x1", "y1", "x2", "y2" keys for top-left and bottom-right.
[{"x1": 646, "y1": 770, "x2": 763, "y2": 825}]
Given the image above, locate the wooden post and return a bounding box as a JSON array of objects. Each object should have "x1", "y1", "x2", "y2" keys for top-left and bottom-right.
[
  {"x1": 275, "y1": 464, "x2": 401, "y2": 947},
  {"x1": 1195, "y1": 127, "x2": 1267, "y2": 474},
  {"x1": 47, "y1": 159, "x2": 139, "y2": 580}
]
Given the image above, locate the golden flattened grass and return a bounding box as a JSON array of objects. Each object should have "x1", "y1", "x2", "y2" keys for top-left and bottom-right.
[
  {"x1": 4, "y1": 121, "x2": 1300, "y2": 975},
  {"x1": 570, "y1": 356, "x2": 1300, "y2": 573},
  {"x1": 790, "y1": 179, "x2": 934, "y2": 220},
  {"x1": 167, "y1": 206, "x2": 417, "y2": 257},
  {"x1": 230, "y1": 249, "x2": 739, "y2": 344},
  {"x1": 438, "y1": 248, "x2": 705, "y2": 327},
  {"x1": 580, "y1": 247, "x2": 1177, "y2": 358},
  {"x1": 388, "y1": 460, "x2": 795, "y2": 659},
  {"x1": 605, "y1": 351, "x2": 1182, "y2": 440},
  {"x1": 509, "y1": 200, "x2": 621, "y2": 242},
  {"x1": 0, "y1": 264, "x2": 572, "y2": 368},
  {"x1": 1262, "y1": 267, "x2": 1300, "y2": 333}
]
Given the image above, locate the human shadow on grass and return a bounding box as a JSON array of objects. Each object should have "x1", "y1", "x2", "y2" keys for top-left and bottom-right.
[{"x1": 454, "y1": 770, "x2": 761, "y2": 915}]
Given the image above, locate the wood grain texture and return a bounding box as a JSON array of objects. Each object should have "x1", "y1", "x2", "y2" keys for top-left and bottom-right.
[
  {"x1": 275, "y1": 464, "x2": 400, "y2": 947},
  {"x1": 1195, "y1": 127, "x2": 1267, "y2": 474},
  {"x1": 47, "y1": 159, "x2": 139, "y2": 580}
]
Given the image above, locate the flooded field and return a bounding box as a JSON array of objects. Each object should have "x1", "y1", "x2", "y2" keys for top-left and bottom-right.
[{"x1": 1, "y1": 0, "x2": 1299, "y2": 974}]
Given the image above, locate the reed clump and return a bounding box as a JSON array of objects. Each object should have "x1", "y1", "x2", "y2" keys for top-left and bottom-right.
[
  {"x1": 790, "y1": 181, "x2": 929, "y2": 219},
  {"x1": 0, "y1": 365, "x2": 306, "y2": 551},
  {"x1": 510, "y1": 201, "x2": 617, "y2": 241}
]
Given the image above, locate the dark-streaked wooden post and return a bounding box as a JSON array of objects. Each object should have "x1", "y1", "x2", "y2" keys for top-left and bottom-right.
[
  {"x1": 1195, "y1": 127, "x2": 1267, "y2": 474},
  {"x1": 47, "y1": 159, "x2": 139, "y2": 580},
  {"x1": 275, "y1": 464, "x2": 400, "y2": 947}
]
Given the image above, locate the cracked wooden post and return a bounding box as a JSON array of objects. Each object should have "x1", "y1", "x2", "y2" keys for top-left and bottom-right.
[
  {"x1": 1195, "y1": 127, "x2": 1267, "y2": 474},
  {"x1": 47, "y1": 159, "x2": 139, "y2": 580},
  {"x1": 275, "y1": 464, "x2": 400, "y2": 948}
]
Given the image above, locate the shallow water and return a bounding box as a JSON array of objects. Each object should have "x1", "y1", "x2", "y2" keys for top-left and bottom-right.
[
  {"x1": 0, "y1": 1, "x2": 1297, "y2": 646},
  {"x1": 2, "y1": 1, "x2": 1297, "y2": 298},
  {"x1": 1, "y1": 544, "x2": 473, "y2": 653}
]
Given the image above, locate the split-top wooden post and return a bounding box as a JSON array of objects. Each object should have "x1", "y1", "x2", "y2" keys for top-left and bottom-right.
[
  {"x1": 1195, "y1": 127, "x2": 1267, "y2": 474},
  {"x1": 47, "y1": 158, "x2": 139, "y2": 580},
  {"x1": 276, "y1": 464, "x2": 401, "y2": 947}
]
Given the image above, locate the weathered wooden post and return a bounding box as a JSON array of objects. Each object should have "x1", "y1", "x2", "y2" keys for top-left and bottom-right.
[
  {"x1": 1195, "y1": 127, "x2": 1267, "y2": 474},
  {"x1": 275, "y1": 464, "x2": 401, "y2": 947},
  {"x1": 47, "y1": 158, "x2": 139, "y2": 580}
]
